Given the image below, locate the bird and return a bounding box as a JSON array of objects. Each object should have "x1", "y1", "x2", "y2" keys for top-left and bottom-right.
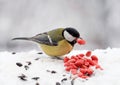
[{"x1": 12, "y1": 27, "x2": 82, "y2": 57}]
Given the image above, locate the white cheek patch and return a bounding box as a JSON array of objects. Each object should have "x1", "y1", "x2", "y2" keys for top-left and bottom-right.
[{"x1": 64, "y1": 31, "x2": 76, "y2": 42}]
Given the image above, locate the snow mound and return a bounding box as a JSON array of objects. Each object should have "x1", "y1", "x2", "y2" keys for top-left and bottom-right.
[{"x1": 0, "y1": 48, "x2": 120, "y2": 85}]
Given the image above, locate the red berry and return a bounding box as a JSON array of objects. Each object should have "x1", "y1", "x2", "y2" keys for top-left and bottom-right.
[
  {"x1": 77, "y1": 39, "x2": 86, "y2": 45},
  {"x1": 71, "y1": 69, "x2": 77, "y2": 75},
  {"x1": 64, "y1": 57, "x2": 70, "y2": 63},
  {"x1": 84, "y1": 61, "x2": 89, "y2": 66},
  {"x1": 68, "y1": 59, "x2": 76, "y2": 63},
  {"x1": 75, "y1": 60, "x2": 84, "y2": 67},
  {"x1": 65, "y1": 66, "x2": 71, "y2": 71},
  {"x1": 81, "y1": 75, "x2": 89, "y2": 79},
  {"x1": 71, "y1": 56, "x2": 79, "y2": 60},
  {"x1": 71, "y1": 55, "x2": 76, "y2": 59},
  {"x1": 81, "y1": 65, "x2": 88, "y2": 69},
  {"x1": 64, "y1": 62, "x2": 70, "y2": 66},
  {"x1": 78, "y1": 54, "x2": 85, "y2": 58},
  {"x1": 96, "y1": 64, "x2": 103, "y2": 70},
  {"x1": 78, "y1": 72, "x2": 83, "y2": 77},
  {"x1": 86, "y1": 51, "x2": 92, "y2": 57},
  {"x1": 80, "y1": 68, "x2": 87, "y2": 74},
  {"x1": 91, "y1": 55, "x2": 98, "y2": 61},
  {"x1": 87, "y1": 68, "x2": 94, "y2": 75},
  {"x1": 87, "y1": 59, "x2": 95, "y2": 66},
  {"x1": 70, "y1": 63, "x2": 77, "y2": 69},
  {"x1": 93, "y1": 60, "x2": 98, "y2": 65}
]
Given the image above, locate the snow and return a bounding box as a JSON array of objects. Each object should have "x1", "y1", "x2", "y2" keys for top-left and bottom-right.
[
  {"x1": 0, "y1": 48, "x2": 120, "y2": 85},
  {"x1": 1, "y1": 0, "x2": 120, "y2": 51}
]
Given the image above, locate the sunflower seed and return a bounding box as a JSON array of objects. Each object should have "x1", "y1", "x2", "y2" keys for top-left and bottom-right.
[
  {"x1": 18, "y1": 74, "x2": 27, "y2": 81},
  {"x1": 61, "y1": 78, "x2": 67, "y2": 82},
  {"x1": 56, "y1": 82, "x2": 61, "y2": 85},
  {"x1": 24, "y1": 65, "x2": 29, "y2": 70},
  {"x1": 32, "y1": 77, "x2": 40, "y2": 81},
  {"x1": 16, "y1": 62, "x2": 23, "y2": 67}
]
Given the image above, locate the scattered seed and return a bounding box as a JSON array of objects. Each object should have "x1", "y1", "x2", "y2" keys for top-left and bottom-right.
[
  {"x1": 12, "y1": 52, "x2": 16, "y2": 54},
  {"x1": 32, "y1": 77, "x2": 40, "y2": 81},
  {"x1": 56, "y1": 82, "x2": 61, "y2": 85},
  {"x1": 37, "y1": 52, "x2": 43, "y2": 54},
  {"x1": 46, "y1": 70, "x2": 51, "y2": 72},
  {"x1": 26, "y1": 61, "x2": 32, "y2": 65},
  {"x1": 62, "y1": 74, "x2": 66, "y2": 77},
  {"x1": 46, "y1": 70, "x2": 57, "y2": 74},
  {"x1": 16, "y1": 62, "x2": 23, "y2": 67},
  {"x1": 61, "y1": 78, "x2": 67, "y2": 82},
  {"x1": 24, "y1": 65, "x2": 29, "y2": 70},
  {"x1": 36, "y1": 82, "x2": 40, "y2": 85},
  {"x1": 18, "y1": 74, "x2": 27, "y2": 81},
  {"x1": 51, "y1": 70, "x2": 57, "y2": 74},
  {"x1": 35, "y1": 58, "x2": 40, "y2": 60}
]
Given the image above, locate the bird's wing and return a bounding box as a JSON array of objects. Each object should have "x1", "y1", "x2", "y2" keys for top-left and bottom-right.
[
  {"x1": 31, "y1": 28, "x2": 64, "y2": 46},
  {"x1": 30, "y1": 32, "x2": 57, "y2": 46}
]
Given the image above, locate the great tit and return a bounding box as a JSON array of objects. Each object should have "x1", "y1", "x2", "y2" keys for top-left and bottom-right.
[{"x1": 12, "y1": 27, "x2": 82, "y2": 57}]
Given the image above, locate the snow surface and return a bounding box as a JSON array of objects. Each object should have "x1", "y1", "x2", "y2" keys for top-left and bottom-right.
[{"x1": 0, "y1": 48, "x2": 120, "y2": 85}]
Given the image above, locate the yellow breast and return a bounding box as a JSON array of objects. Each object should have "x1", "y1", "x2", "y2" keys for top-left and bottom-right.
[{"x1": 40, "y1": 40, "x2": 73, "y2": 56}]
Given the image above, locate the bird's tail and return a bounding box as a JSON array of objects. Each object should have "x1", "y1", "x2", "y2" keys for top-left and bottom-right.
[
  {"x1": 12, "y1": 37, "x2": 42, "y2": 44},
  {"x1": 12, "y1": 37, "x2": 31, "y2": 41}
]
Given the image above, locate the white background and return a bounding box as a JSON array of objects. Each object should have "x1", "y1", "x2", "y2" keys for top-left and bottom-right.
[{"x1": 0, "y1": 0, "x2": 120, "y2": 51}]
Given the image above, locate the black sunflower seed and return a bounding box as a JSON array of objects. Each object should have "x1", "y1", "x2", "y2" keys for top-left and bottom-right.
[
  {"x1": 46, "y1": 70, "x2": 51, "y2": 72},
  {"x1": 56, "y1": 82, "x2": 61, "y2": 85},
  {"x1": 24, "y1": 65, "x2": 29, "y2": 70},
  {"x1": 36, "y1": 82, "x2": 40, "y2": 85},
  {"x1": 35, "y1": 58, "x2": 40, "y2": 60},
  {"x1": 12, "y1": 52, "x2": 16, "y2": 54},
  {"x1": 51, "y1": 70, "x2": 57, "y2": 74},
  {"x1": 61, "y1": 78, "x2": 67, "y2": 82},
  {"x1": 18, "y1": 74, "x2": 27, "y2": 81},
  {"x1": 62, "y1": 74, "x2": 66, "y2": 77},
  {"x1": 26, "y1": 61, "x2": 32, "y2": 65},
  {"x1": 32, "y1": 77, "x2": 40, "y2": 81},
  {"x1": 16, "y1": 62, "x2": 23, "y2": 67},
  {"x1": 37, "y1": 52, "x2": 43, "y2": 54}
]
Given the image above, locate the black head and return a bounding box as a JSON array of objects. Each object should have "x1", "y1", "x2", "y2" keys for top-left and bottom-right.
[
  {"x1": 65, "y1": 27, "x2": 80, "y2": 37},
  {"x1": 63, "y1": 27, "x2": 80, "y2": 45}
]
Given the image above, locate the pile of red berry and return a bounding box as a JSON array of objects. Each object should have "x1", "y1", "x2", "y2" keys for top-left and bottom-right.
[{"x1": 64, "y1": 51, "x2": 103, "y2": 79}]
